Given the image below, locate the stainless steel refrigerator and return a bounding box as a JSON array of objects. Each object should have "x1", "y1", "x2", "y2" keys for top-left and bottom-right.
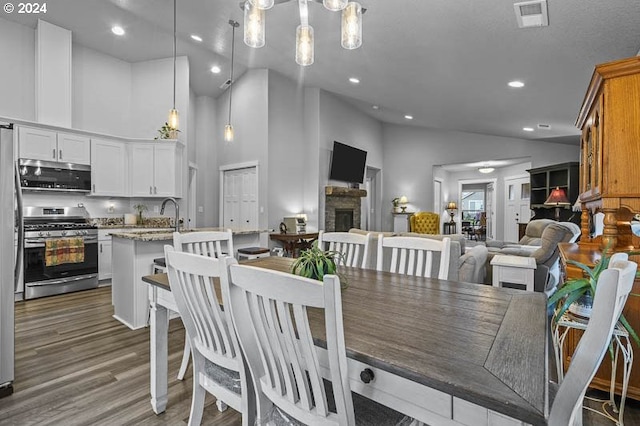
[{"x1": 0, "y1": 123, "x2": 22, "y2": 397}]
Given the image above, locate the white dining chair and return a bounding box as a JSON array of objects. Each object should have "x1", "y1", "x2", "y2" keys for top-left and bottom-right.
[
  {"x1": 376, "y1": 235, "x2": 451, "y2": 280},
  {"x1": 549, "y1": 259, "x2": 637, "y2": 426},
  {"x1": 220, "y1": 257, "x2": 406, "y2": 425},
  {"x1": 165, "y1": 246, "x2": 250, "y2": 426},
  {"x1": 317, "y1": 230, "x2": 374, "y2": 269},
  {"x1": 173, "y1": 230, "x2": 234, "y2": 380}
]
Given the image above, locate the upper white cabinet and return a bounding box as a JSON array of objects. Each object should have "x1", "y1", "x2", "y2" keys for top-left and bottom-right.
[
  {"x1": 18, "y1": 126, "x2": 90, "y2": 165},
  {"x1": 57, "y1": 132, "x2": 91, "y2": 164},
  {"x1": 129, "y1": 141, "x2": 183, "y2": 198},
  {"x1": 91, "y1": 138, "x2": 128, "y2": 196}
]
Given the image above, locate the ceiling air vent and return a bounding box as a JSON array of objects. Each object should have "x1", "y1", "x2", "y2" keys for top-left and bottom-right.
[
  {"x1": 538, "y1": 123, "x2": 551, "y2": 129},
  {"x1": 514, "y1": 0, "x2": 549, "y2": 28},
  {"x1": 219, "y1": 78, "x2": 233, "y2": 90}
]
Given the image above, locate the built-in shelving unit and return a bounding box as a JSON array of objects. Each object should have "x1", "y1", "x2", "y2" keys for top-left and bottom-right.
[{"x1": 528, "y1": 162, "x2": 579, "y2": 221}]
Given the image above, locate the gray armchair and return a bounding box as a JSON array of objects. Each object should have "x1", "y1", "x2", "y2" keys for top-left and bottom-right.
[
  {"x1": 485, "y1": 222, "x2": 580, "y2": 293},
  {"x1": 486, "y1": 219, "x2": 556, "y2": 251}
]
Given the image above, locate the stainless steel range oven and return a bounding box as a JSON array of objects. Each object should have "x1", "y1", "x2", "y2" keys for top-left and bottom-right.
[{"x1": 23, "y1": 206, "x2": 98, "y2": 300}]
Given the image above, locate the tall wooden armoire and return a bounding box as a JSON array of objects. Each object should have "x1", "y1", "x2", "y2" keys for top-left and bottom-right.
[
  {"x1": 558, "y1": 55, "x2": 640, "y2": 400},
  {"x1": 576, "y1": 56, "x2": 640, "y2": 250}
]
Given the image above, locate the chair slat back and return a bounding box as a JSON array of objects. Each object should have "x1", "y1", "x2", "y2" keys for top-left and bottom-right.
[
  {"x1": 221, "y1": 258, "x2": 355, "y2": 425},
  {"x1": 165, "y1": 246, "x2": 240, "y2": 371},
  {"x1": 318, "y1": 231, "x2": 373, "y2": 269},
  {"x1": 173, "y1": 230, "x2": 234, "y2": 258},
  {"x1": 549, "y1": 260, "x2": 637, "y2": 426},
  {"x1": 376, "y1": 235, "x2": 451, "y2": 280}
]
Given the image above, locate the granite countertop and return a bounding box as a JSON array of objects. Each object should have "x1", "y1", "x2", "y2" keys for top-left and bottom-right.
[{"x1": 110, "y1": 227, "x2": 271, "y2": 242}]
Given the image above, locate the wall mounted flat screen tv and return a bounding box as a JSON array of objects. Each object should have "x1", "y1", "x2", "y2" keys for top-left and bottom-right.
[{"x1": 329, "y1": 141, "x2": 367, "y2": 184}]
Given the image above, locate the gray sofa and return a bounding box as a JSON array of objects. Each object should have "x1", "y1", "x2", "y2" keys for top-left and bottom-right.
[{"x1": 348, "y1": 229, "x2": 488, "y2": 284}]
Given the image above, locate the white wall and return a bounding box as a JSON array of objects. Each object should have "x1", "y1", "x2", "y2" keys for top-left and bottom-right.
[
  {"x1": 194, "y1": 95, "x2": 216, "y2": 227},
  {"x1": 214, "y1": 69, "x2": 269, "y2": 228},
  {"x1": 382, "y1": 124, "x2": 579, "y2": 231},
  {"x1": 0, "y1": 17, "x2": 35, "y2": 121},
  {"x1": 436, "y1": 161, "x2": 532, "y2": 240},
  {"x1": 317, "y1": 90, "x2": 384, "y2": 230},
  {"x1": 130, "y1": 56, "x2": 189, "y2": 140},
  {"x1": 267, "y1": 70, "x2": 306, "y2": 230},
  {"x1": 72, "y1": 44, "x2": 132, "y2": 136}
]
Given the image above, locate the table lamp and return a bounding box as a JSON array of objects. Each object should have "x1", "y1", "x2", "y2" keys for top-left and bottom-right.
[
  {"x1": 399, "y1": 196, "x2": 408, "y2": 213},
  {"x1": 446, "y1": 201, "x2": 457, "y2": 223},
  {"x1": 544, "y1": 187, "x2": 570, "y2": 221}
]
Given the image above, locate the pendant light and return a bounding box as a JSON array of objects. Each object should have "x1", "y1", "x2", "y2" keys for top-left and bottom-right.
[
  {"x1": 242, "y1": 0, "x2": 364, "y2": 65},
  {"x1": 224, "y1": 20, "x2": 239, "y2": 143},
  {"x1": 341, "y1": 2, "x2": 362, "y2": 49},
  {"x1": 295, "y1": 0, "x2": 314, "y2": 66},
  {"x1": 168, "y1": 0, "x2": 179, "y2": 133},
  {"x1": 249, "y1": 0, "x2": 274, "y2": 9},
  {"x1": 323, "y1": 0, "x2": 347, "y2": 11},
  {"x1": 244, "y1": 1, "x2": 265, "y2": 48}
]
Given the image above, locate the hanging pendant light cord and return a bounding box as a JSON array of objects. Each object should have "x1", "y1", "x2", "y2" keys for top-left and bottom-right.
[
  {"x1": 228, "y1": 20, "x2": 238, "y2": 125},
  {"x1": 172, "y1": 0, "x2": 177, "y2": 110}
]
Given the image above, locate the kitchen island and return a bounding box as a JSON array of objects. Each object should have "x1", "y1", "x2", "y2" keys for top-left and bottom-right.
[{"x1": 110, "y1": 227, "x2": 269, "y2": 329}]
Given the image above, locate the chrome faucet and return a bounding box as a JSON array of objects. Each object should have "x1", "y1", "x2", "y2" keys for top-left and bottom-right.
[{"x1": 160, "y1": 198, "x2": 180, "y2": 232}]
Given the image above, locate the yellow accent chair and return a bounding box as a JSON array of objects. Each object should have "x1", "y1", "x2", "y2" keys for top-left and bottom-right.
[{"x1": 409, "y1": 211, "x2": 440, "y2": 234}]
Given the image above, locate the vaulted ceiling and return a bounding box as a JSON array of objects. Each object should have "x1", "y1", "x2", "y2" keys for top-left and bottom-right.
[{"x1": 4, "y1": 0, "x2": 639, "y2": 143}]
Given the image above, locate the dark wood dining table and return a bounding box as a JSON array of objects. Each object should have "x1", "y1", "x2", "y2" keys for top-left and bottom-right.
[{"x1": 143, "y1": 257, "x2": 548, "y2": 425}]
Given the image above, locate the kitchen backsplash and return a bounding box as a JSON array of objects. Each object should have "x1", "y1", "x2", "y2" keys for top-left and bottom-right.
[{"x1": 21, "y1": 192, "x2": 182, "y2": 223}]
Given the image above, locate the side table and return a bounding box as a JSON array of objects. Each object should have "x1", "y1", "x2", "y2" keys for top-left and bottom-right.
[
  {"x1": 443, "y1": 222, "x2": 456, "y2": 235},
  {"x1": 490, "y1": 254, "x2": 536, "y2": 292},
  {"x1": 552, "y1": 311, "x2": 632, "y2": 425}
]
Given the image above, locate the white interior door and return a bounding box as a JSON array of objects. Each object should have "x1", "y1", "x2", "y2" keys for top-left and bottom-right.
[
  {"x1": 504, "y1": 176, "x2": 531, "y2": 242},
  {"x1": 223, "y1": 166, "x2": 257, "y2": 230},
  {"x1": 434, "y1": 179, "x2": 442, "y2": 217},
  {"x1": 240, "y1": 168, "x2": 257, "y2": 230},
  {"x1": 362, "y1": 167, "x2": 380, "y2": 231}
]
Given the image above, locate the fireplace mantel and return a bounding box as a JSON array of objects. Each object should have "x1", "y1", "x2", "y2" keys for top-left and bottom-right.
[
  {"x1": 325, "y1": 186, "x2": 367, "y2": 198},
  {"x1": 325, "y1": 186, "x2": 367, "y2": 232}
]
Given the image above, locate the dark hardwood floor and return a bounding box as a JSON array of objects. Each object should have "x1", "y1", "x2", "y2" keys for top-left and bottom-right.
[{"x1": 0, "y1": 286, "x2": 638, "y2": 425}]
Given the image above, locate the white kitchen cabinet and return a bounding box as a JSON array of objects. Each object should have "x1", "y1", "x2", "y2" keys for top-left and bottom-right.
[
  {"x1": 91, "y1": 138, "x2": 128, "y2": 196},
  {"x1": 18, "y1": 126, "x2": 57, "y2": 161},
  {"x1": 129, "y1": 141, "x2": 183, "y2": 198},
  {"x1": 98, "y1": 228, "x2": 125, "y2": 281},
  {"x1": 57, "y1": 132, "x2": 91, "y2": 164},
  {"x1": 18, "y1": 126, "x2": 90, "y2": 165}
]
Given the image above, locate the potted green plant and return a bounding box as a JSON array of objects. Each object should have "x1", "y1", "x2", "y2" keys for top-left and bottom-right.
[
  {"x1": 291, "y1": 243, "x2": 348, "y2": 289},
  {"x1": 548, "y1": 251, "x2": 640, "y2": 346},
  {"x1": 392, "y1": 197, "x2": 400, "y2": 213},
  {"x1": 154, "y1": 122, "x2": 180, "y2": 140},
  {"x1": 133, "y1": 204, "x2": 148, "y2": 225}
]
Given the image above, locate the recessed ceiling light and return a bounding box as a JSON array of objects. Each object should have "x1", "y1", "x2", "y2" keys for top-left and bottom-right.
[
  {"x1": 349, "y1": 77, "x2": 360, "y2": 84},
  {"x1": 372, "y1": 105, "x2": 379, "y2": 110},
  {"x1": 190, "y1": 34, "x2": 203, "y2": 42},
  {"x1": 508, "y1": 80, "x2": 525, "y2": 88},
  {"x1": 111, "y1": 26, "x2": 125, "y2": 36},
  {"x1": 404, "y1": 115, "x2": 413, "y2": 120},
  {"x1": 210, "y1": 65, "x2": 221, "y2": 74},
  {"x1": 523, "y1": 127, "x2": 534, "y2": 132}
]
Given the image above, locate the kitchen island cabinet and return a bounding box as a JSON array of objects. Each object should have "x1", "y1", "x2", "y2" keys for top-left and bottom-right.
[{"x1": 110, "y1": 228, "x2": 269, "y2": 329}]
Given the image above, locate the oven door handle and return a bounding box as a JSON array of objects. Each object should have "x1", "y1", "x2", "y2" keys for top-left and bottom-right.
[
  {"x1": 26, "y1": 274, "x2": 98, "y2": 287},
  {"x1": 24, "y1": 236, "x2": 98, "y2": 247}
]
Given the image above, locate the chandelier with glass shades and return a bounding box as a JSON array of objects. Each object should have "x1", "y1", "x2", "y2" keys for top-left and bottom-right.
[{"x1": 243, "y1": 0, "x2": 364, "y2": 66}]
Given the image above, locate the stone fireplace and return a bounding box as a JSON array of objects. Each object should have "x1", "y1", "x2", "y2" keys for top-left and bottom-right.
[{"x1": 324, "y1": 186, "x2": 367, "y2": 232}]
